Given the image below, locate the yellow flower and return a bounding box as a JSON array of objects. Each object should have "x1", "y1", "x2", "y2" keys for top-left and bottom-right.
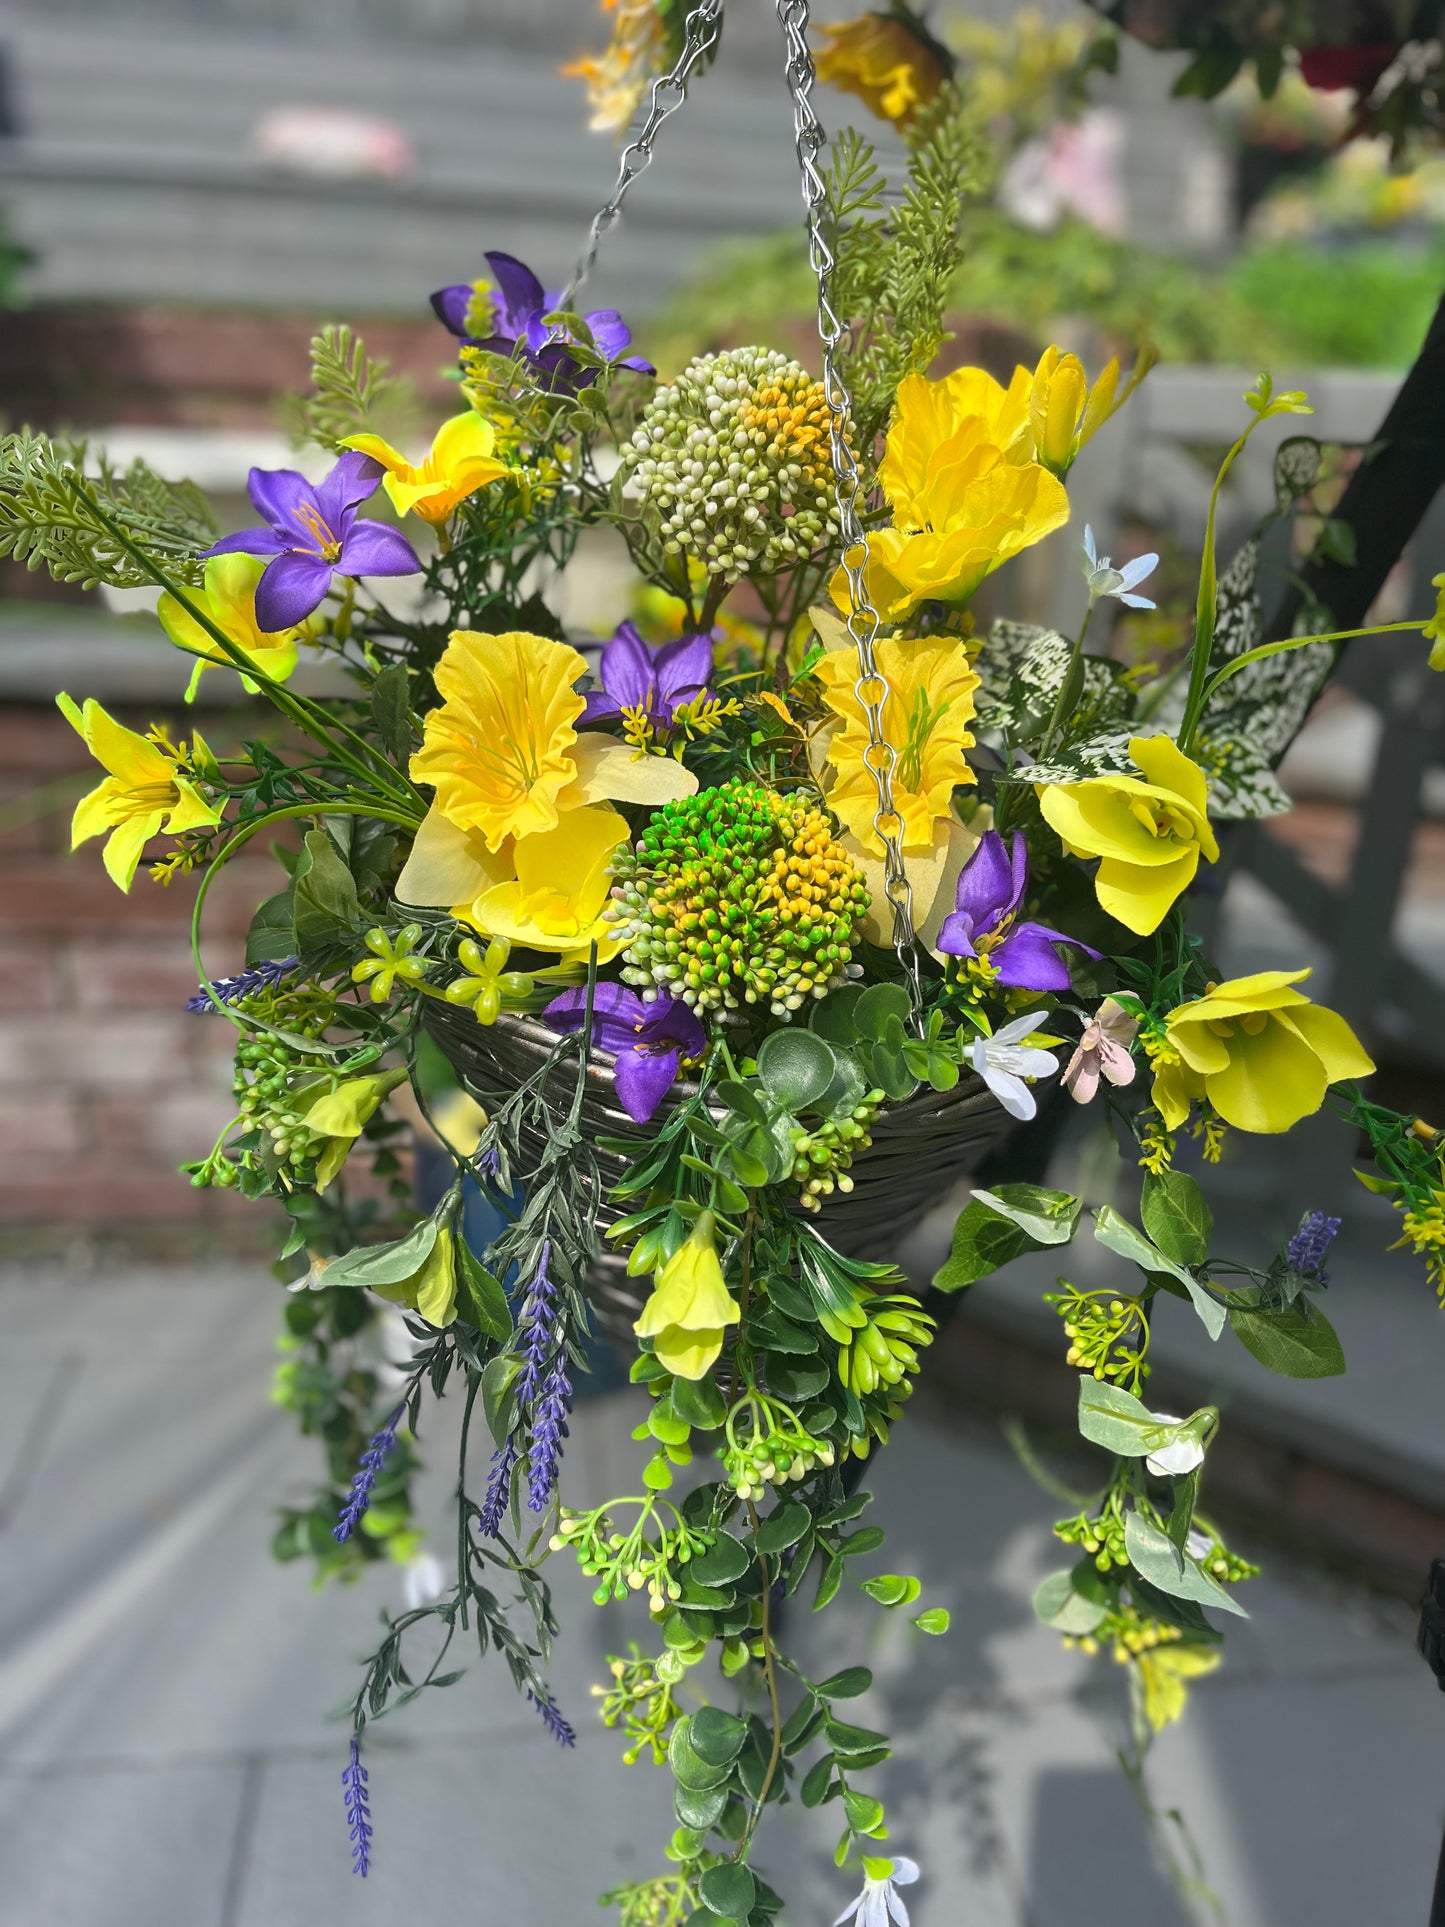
[
  {"x1": 58, "y1": 693, "x2": 220, "y2": 892},
  {"x1": 812, "y1": 632, "x2": 980, "y2": 854},
  {"x1": 1037, "y1": 735, "x2": 1219, "y2": 936},
  {"x1": 836, "y1": 368, "x2": 1069, "y2": 621},
  {"x1": 342, "y1": 413, "x2": 508, "y2": 527},
  {"x1": 157, "y1": 554, "x2": 303, "y2": 701},
  {"x1": 1150, "y1": 970, "x2": 1373, "y2": 1136},
  {"x1": 1425, "y1": 572, "x2": 1445, "y2": 672},
  {"x1": 462, "y1": 804, "x2": 630, "y2": 959},
  {"x1": 1137, "y1": 1643, "x2": 1220, "y2": 1732},
  {"x1": 634, "y1": 1211, "x2": 740, "y2": 1379},
  {"x1": 1023, "y1": 345, "x2": 1157, "y2": 480},
  {"x1": 302, "y1": 1067, "x2": 409, "y2": 1190},
  {"x1": 405, "y1": 629, "x2": 696, "y2": 880},
  {"x1": 562, "y1": 0, "x2": 670, "y2": 137},
  {"x1": 375, "y1": 1223, "x2": 458, "y2": 1328},
  {"x1": 815, "y1": 11, "x2": 950, "y2": 126}
]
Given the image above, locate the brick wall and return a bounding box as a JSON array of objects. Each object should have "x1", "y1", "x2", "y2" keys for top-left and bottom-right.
[{"x1": 0, "y1": 703, "x2": 284, "y2": 1250}]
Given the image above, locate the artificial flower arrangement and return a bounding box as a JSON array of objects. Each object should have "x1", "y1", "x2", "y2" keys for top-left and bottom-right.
[{"x1": 11, "y1": 10, "x2": 1445, "y2": 1921}]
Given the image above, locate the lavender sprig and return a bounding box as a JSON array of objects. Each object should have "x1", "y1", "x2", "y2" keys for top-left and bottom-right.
[
  {"x1": 528, "y1": 1351, "x2": 573, "y2": 1513},
  {"x1": 342, "y1": 1735, "x2": 372, "y2": 1877},
  {"x1": 186, "y1": 956, "x2": 299, "y2": 1012},
  {"x1": 1286, "y1": 1211, "x2": 1342, "y2": 1282},
  {"x1": 510, "y1": 1239, "x2": 574, "y2": 1513},
  {"x1": 333, "y1": 1404, "x2": 404, "y2": 1542},
  {"x1": 528, "y1": 1686, "x2": 577, "y2": 1748},
  {"x1": 477, "y1": 1440, "x2": 517, "y2": 1539}
]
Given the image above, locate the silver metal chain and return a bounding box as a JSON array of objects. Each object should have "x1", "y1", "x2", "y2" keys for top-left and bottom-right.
[
  {"x1": 561, "y1": 0, "x2": 725, "y2": 309},
  {"x1": 774, "y1": 0, "x2": 923, "y2": 1010}
]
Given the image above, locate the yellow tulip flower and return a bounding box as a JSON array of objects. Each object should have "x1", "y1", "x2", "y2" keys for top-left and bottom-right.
[
  {"x1": 1023, "y1": 345, "x2": 1157, "y2": 480},
  {"x1": 58, "y1": 693, "x2": 220, "y2": 892},
  {"x1": 1037, "y1": 735, "x2": 1219, "y2": 936},
  {"x1": 1150, "y1": 970, "x2": 1373, "y2": 1136},
  {"x1": 815, "y1": 12, "x2": 950, "y2": 127},
  {"x1": 157, "y1": 553, "x2": 303, "y2": 701},
  {"x1": 342, "y1": 413, "x2": 509, "y2": 527},
  {"x1": 813, "y1": 633, "x2": 980, "y2": 853},
  {"x1": 634, "y1": 1211, "x2": 740, "y2": 1380},
  {"x1": 462, "y1": 804, "x2": 629, "y2": 960},
  {"x1": 301, "y1": 1067, "x2": 409, "y2": 1190}
]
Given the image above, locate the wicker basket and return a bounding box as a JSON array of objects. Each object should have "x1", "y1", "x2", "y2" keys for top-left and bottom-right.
[{"x1": 425, "y1": 1005, "x2": 1023, "y2": 1343}]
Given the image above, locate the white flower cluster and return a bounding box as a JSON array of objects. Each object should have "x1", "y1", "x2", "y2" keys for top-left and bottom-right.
[{"x1": 619, "y1": 347, "x2": 839, "y2": 581}]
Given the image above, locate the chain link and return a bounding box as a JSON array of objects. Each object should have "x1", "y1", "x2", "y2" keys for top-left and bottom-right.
[
  {"x1": 774, "y1": 0, "x2": 923, "y2": 1012},
  {"x1": 561, "y1": 0, "x2": 725, "y2": 309}
]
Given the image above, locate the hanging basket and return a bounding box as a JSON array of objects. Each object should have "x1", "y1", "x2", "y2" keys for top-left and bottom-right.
[{"x1": 424, "y1": 1003, "x2": 1026, "y2": 1343}]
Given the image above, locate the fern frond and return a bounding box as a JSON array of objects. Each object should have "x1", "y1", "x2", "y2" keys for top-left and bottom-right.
[
  {"x1": 285, "y1": 325, "x2": 400, "y2": 450},
  {"x1": 0, "y1": 432, "x2": 216, "y2": 589}
]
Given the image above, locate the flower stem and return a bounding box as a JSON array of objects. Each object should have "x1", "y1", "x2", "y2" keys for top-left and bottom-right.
[
  {"x1": 1039, "y1": 600, "x2": 1094, "y2": 757},
  {"x1": 740, "y1": 1496, "x2": 784, "y2": 1849}
]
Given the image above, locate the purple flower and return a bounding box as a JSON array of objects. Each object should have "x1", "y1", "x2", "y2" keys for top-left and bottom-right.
[
  {"x1": 1287, "y1": 1211, "x2": 1341, "y2": 1281},
  {"x1": 333, "y1": 1405, "x2": 403, "y2": 1543},
  {"x1": 342, "y1": 1736, "x2": 372, "y2": 1878},
  {"x1": 528, "y1": 1687, "x2": 577, "y2": 1749},
  {"x1": 202, "y1": 451, "x2": 421, "y2": 630},
  {"x1": 544, "y1": 983, "x2": 707, "y2": 1123},
  {"x1": 477, "y1": 1440, "x2": 517, "y2": 1539},
  {"x1": 579, "y1": 621, "x2": 715, "y2": 733},
  {"x1": 431, "y1": 251, "x2": 653, "y2": 391},
  {"x1": 937, "y1": 831, "x2": 1099, "y2": 992},
  {"x1": 512, "y1": 1241, "x2": 572, "y2": 1515},
  {"x1": 185, "y1": 956, "x2": 298, "y2": 1012}
]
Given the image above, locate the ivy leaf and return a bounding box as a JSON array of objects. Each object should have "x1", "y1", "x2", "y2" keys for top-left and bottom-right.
[
  {"x1": 1229, "y1": 1300, "x2": 1346, "y2": 1377},
  {"x1": 1124, "y1": 1511, "x2": 1248, "y2": 1618},
  {"x1": 1140, "y1": 1169, "x2": 1213, "y2": 1268}
]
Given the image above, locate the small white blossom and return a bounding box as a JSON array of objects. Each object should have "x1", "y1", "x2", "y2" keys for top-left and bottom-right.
[
  {"x1": 402, "y1": 1551, "x2": 448, "y2": 1611},
  {"x1": 1144, "y1": 1413, "x2": 1207, "y2": 1479},
  {"x1": 1082, "y1": 524, "x2": 1158, "y2": 609},
  {"x1": 968, "y1": 1012, "x2": 1061, "y2": 1121},
  {"x1": 1186, "y1": 1527, "x2": 1213, "y2": 1562},
  {"x1": 834, "y1": 1857, "x2": 920, "y2": 1927}
]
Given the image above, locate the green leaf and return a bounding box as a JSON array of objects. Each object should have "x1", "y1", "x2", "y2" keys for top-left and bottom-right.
[
  {"x1": 1123, "y1": 1511, "x2": 1247, "y2": 1618},
  {"x1": 813, "y1": 1552, "x2": 845, "y2": 1612},
  {"x1": 244, "y1": 887, "x2": 296, "y2": 965},
  {"x1": 861, "y1": 1573, "x2": 921, "y2": 1607},
  {"x1": 763, "y1": 1358, "x2": 829, "y2": 1403},
  {"x1": 370, "y1": 664, "x2": 412, "y2": 763},
  {"x1": 852, "y1": 982, "x2": 912, "y2": 1040},
  {"x1": 715, "y1": 1080, "x2": 772, "y2": 1127},
  {"x1": 668, "y1": 1719, "x2": 733, "y2": 1791},
  {"x1": 780, "y1": 1693, "x2": 823, "y2": 1753},
  {"x1": 815, "y1": 1666, "x2": 872, "y2": 1699},
  {"x1": 689, "y1": 1706, "x2": 749, "y2": 1767},
  {"x1": 675, "y1": 1779, "x2": 730, "y2": 1829},
  {"x1": 1031, "y1": 1568, "x2": 1108, "y2": 1634},
  {"x1": 755, "y1": 1502, "x2": 810, "y2": 1556},
  {"x1": 843, "y1": 1790, "x2": 886, "y2": 1834},
  {"x1": 1076, "y1": 1378, "x2": 1205, "y2": 1461},
  {"x1": 749, "y1": 1310, "x2": 818, "y2": 1354},
  {"x1": 698, "y1": 1864, "x2": 755, "y2": 1919},
  {"x1": 931, "y1": 1203, "x2": 1032, "y2": 1292},
  {"x1": 838, "y1": 1525, "x2": 885, "y2": 1558},
  {"x1": 970, "y1": 1183, "x2": 1082, "y2": 1247},
  {"x1": 291, "y1": 827, "x2": 362, "y2": 951},
  {"x1": 481, "y1": 1353, "x2": 521, "y2": 1446},
  {"x1": 1092, "y1": 1206, "x2": 1225, "y2": 1340},
  {"x1": 672, "y1": 1374, "x2": 727, "y2": 1429},
  {"x1": 691, "y1": 1535, "x2": 752, "y2": 1587},
  {"x1": 1140, "y1": 1169, "x2": 1213, "y2": 1268},
  {"x1": 799, "y1": 1755, "x2": 836, "y2": 1807},
  {"x1": 456, "y1": 1239, "x2": 511, "y2": 1339},
  {"x1": 912, "y1": 1608, "x2": 950, "y2": 1635},
  {"x1": 321, "y1": 1217, "x2": 440, "y2": 1290},
  {"x1": 1229, "y1": 1301, "x2": 1346, "y2": 1378},
  {"x1": 756, "y1": 1029, "x2": 837, "y2": 1111},
  {"x1": 824, "y1": 1718, "x2": 890, "y2": 1760}
]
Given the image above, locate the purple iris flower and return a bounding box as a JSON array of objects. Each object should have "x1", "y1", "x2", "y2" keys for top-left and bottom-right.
[
  {"x1": 937, "y1": 831, "x2": 1100, "y2": 992},
  {"x1": 544, "y1": 983, "x2": 706, "y2": 1123},
  {"x1": 579, "y1": 622, "x2": 715, "y2": 732},
  {"x1": 430, "y1": 251, "x2": 653, "y2": 391},
  {"x1": 202, "y1": 452, "x2": 421, "y2": 631}
]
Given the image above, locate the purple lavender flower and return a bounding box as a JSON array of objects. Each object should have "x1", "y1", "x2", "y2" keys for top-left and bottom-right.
[
  {"x1": 477, "y1": 1440, "x2": 517, "y2": 1539},
  {"x1": 333, "y1": 1405, "x2": 403, "y2": 1543},
  {"x1": 528, "y1": 1350, "x2": 573, "y2": 1513},
  {"x1": 202, "y1": 451, "x2": 421, "y2": 630},
  {"x1": 511, "y1": 1241, "x2": 575, "y2": 1513},
  {"x1": 528, "y1": 1687, "x2": 577, "y2": 1749},
  {"x1": 1286, "y1": 1211, "x2": 1341, "y2": 1281},
  {"x1": 342, "y1": 1736, "x2": 372, "y2": 1878},
  {"x1": 937, "y1": 831, "x2": 1100, "y2": 992},
  {"x1": 431, "y1": 252, "x2": 653, "y2": 391},
  {"x1": 186, "y1": 957, "x2": 299, "y2": 1013},
  {"x1": 579, "y1": 621, "x2": 715, "y2": 734},
  {"x1": 544, "y1": 983, "x2": 706, "y2": 1124}
]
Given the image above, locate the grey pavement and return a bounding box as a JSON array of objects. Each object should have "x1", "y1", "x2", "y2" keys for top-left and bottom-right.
[{"x1": 2, "y1": 1259, "x2": 1443, "y2": 1926}]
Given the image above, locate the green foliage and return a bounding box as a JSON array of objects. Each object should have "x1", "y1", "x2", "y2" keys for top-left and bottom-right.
[
  {"x1": 932, "y1": 1183, "x2": 1081, "y2": 1291},
  {"x1": 1226, "y1": 238, "x2": 1445, "y2": 371},
  {"x1": 284, "y1": 323, "x2": 404, "y2": 450},
  {"x1": 0, "y1": 430, "x2": 215, "y2": 589}
]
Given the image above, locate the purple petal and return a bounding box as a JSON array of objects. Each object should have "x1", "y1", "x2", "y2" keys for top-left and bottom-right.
[
  {"x1": 336, "y1": 520, "x2": 422, "y2": 580},
  {"x1": 595, "y1": 624, "x2": 656, "y2": 713},
  {"x1": 934, "y1": 911, "x2": 979, "y2": 959},
  {"x1": 315, "y1": 451, "x2": 385, "y2": 532},
  {"x1": 584, "y1": 307, "x2": 633, "y2": 360},
  {"x1": 527, "y1": 343, "x2": 592, "y2": 392},
  {"x1": 654, "y1": 632, "x2": 715, "y2": 705},
  {"x1": 543, "y1": 983, "x2": 647, "y2": 1055},
  {"x1": 952, "y1": 831, "x2": 1017, "y2": 938},
  {"x1": 991, "y1": 921, "x2": 1101, "y2": 993},
  {"x1": 201, "y1": 527, "x2": 288, "y2": 559},
  {"x1": 613, "y1": 1046, "x2": 681, "y2": 1123},
  {"x1": 484, "y1": 251, "x2": 547, "y2": 331},
  {"x1": 255, "y1": 550, "x2": 334, "y2": 629},
  {"x1": 638, "y1": 997, "x2": 706, "y2": 1057},
  {"x1": 617, "y1": 353, "x2": 656, "y2": 375},
  {"x1": 430, "y1": 284, "x2": 477, "y2": 337},
  {"x1": 246, "y1": 465, "x2": 317, "y2": 535}
]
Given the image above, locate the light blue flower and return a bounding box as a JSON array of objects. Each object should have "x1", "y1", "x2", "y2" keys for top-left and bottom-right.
[{"x1": 1082, "y1": 524, "x2": 1158, "y2": 609}]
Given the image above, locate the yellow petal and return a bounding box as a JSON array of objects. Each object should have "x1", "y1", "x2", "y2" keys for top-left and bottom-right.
[
  {"x1": 1277, "y1": 1003, "x2": 1375, "y2": 1085},
  {"x1": 1203, "y1": 1015, "x2": 1325, "y2": 1134},
  {"x1": 1094, "y1": 849, "x2": 1199, "y2": 935},
  {"x1": 396, "y1": 806, "x2": 514, "y2": 908},
  {"x1": 1127, "y1": 735, "x2": 1212, "y2": 835},
  {"x1": 513, "y1": 804, "x2": 629, "y2": 902},
  {"x1": 1150, "y1": 1055, "x2": 1198, "y2": 1131},
  {"x1": 652, "y1": 1324, "x2": 726, "y2": 1380},
  {"x1": 340, "y1": 431, "x2": 409, "y2": 473},
  {"x1": 414, "y1": 1226, "x2": 459, "y2": 1327},
  {"x1": 432, "y1": 410, "x2": 499, "y2": 469},
  {"x1": 559, "y1": 733, "x2": 698, "y2": 809},
  {"x1": 102, "y1": 809, "x2": 165, "y2": 891},
  {"x1": 842, "y1": 816, "x2": 981, "y2": 954}
]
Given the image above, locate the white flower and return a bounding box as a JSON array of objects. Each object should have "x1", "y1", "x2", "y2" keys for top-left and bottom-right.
[
  {"x1": 1143, "y1": 1413, "x2": 1207, "y2": 1479},
  {"x1": 1082, "y1": 524, "x2": 1158, "y2": 609},
  {"x1": 402, "y1": 1551, "x2": 448, "y2": 1611},
  {"x1": 1185, "y1": 1527, "x2": 1213, "y2": 1562},
  {"x1": 967, "y1": 1012, "x2": 1061, "y2": 1121},
  {"x1": 834, "y1": 1857, "x2": 920, "y2": 1927}
]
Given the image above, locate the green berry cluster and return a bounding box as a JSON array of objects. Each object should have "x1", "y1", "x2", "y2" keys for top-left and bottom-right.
[
  {"x1": 1054, "y1": 1506, "x2": 1129, "y2": 1573},
  {"x1": 1044, "y1": 1283, "x2": 1151, "y2": 1390},
  {"x1": 552, "y1": 1505, "x2": 715, "y2": 1616},
  {"x1": 619, "y1": 347, "x2": 839, "y2": 582},
  {"x1": 834, "y1": 1293, "x2": 935, "y2": 1400},
  {"x1": 233, "y1": 1033, "x2": 331, "y2": 1175},
  {"x1": 1190, "y1": 1531, "x2": 1259, "y2": 1586},
  {"x1": 788, "y1": 1091, "x2": 884, "y2": 1211},
  {"x1": 722, "y1": 1395, "x2": 835, "y2": 1502},
  {"x1": 607, "y1": 785, "x2": 870, "y2": 1018}
]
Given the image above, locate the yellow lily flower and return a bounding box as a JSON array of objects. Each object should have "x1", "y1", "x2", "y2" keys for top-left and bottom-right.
[
  {"x1": 834, "y1": 368, "x2": 1068, "y2": 621},
  {"x1": 812, "y1": 633, "x2": 980, "y2": 854},
  {"x1": 1023, "y1": 345, "x2": 1157, "y2": 480},
  {"x1": 634, "y1": 1211, "x2": 740, "y2": 1380},
  {"x1": 302, "y1": 1067, "x2": 409, "y2": 1190},
  {"x1": 461, "y1": 804, "x2": 629, "y2": 959},
  {"x1": 342, "y1": 413, "x2": 509, "y2": 527},
  {"x1": 1150, "y1": 970, "x2": 1373, "y2": 1136},
  {"x1": 1037, "y1": 735, "x2": 1219, "y2": 936},
  {"x1": 58, "y1": 693, "x2": 220, "y2": 892},
  {"x1": 157, "y1": 554, "x2": 304, "y2": 701},
  {"x1": 403, "y1": 630, "x2": 695, "y2": 908},
  {"x1": 815, "y1": 12, "x2": 949, "y2": 126}
]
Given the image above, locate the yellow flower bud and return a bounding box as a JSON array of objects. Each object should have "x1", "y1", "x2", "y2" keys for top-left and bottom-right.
[{"x1": 633, "y1": 1210, "x2": 740, "y2": 1380}]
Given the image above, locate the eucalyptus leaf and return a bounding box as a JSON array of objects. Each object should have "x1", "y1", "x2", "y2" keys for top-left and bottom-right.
[{"x1": 1124, "y1": 1510, "x2": 1247, "y2": 1618}]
